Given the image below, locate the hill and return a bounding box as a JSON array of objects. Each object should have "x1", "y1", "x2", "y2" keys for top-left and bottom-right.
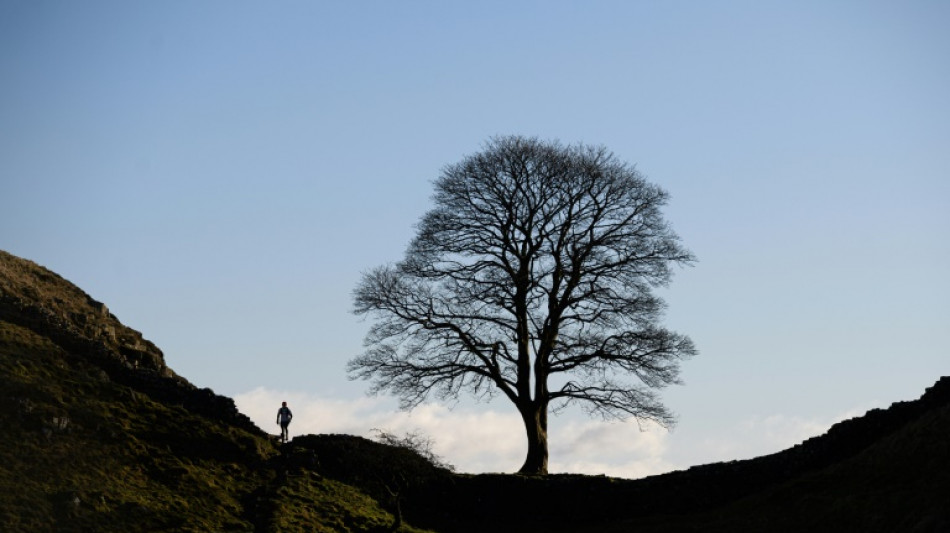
[
  {"x1": 399, "y1": 377, "x2": 950, "y2": 532},
  {"x1": 1, "y1": 249, "x2": 947, "y2": 532},
  {"x1": 0, "y1": 250, "x2": 430, "y2": 532}
]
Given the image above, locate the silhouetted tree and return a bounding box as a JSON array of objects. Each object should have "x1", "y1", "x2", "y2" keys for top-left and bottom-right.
[{"x1": 349, "y1": 136, "x2": 697, "y2": 474}]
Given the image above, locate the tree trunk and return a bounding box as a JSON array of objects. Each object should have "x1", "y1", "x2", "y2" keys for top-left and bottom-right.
[{"x1": 517, "y1": 404, "x2": 548, "y2": 475}]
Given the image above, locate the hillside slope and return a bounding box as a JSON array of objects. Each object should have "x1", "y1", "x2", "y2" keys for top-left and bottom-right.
[
  {"x1": 0, "y1": 251, "x2": 429, "y2": 532},
  {"x1": 388, "y1": 377, "x2": 950, "y2": 533},
  {"x1": 621, "y1": 379, "x2": 950, "y2": 532},
  {"x1": 1, "y1": 249, "x2": 946, "y2": 532}
]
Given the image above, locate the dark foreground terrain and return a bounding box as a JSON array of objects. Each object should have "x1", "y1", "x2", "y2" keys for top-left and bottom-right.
[{"x1": 2, "y1": 249, "x2": 948, "y2": 532}]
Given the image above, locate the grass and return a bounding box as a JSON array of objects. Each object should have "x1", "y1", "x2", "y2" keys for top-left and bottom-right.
[{"x1": 0, "y1": 320, "x2": 437, "y2": 532}]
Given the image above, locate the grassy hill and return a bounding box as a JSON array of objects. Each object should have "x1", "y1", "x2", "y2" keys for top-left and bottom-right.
[
  {"x1": 1, "y1": 249, "x2": 947, "y2": 532},
  {"x1": 0, "y1": 250, "x2": 431, "y2": 532}
]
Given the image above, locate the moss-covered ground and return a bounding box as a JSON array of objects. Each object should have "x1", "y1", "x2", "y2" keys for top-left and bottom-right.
[{"x1": 0, "y1": 320, "x2": 431, "y2": 532}]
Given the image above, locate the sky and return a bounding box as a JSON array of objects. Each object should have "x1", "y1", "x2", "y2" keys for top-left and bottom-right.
[{"x1": 2, "y1": 1, "x2": 948, "y2": 477}]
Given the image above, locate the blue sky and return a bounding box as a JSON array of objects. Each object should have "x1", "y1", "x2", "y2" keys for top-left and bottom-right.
[{"x1": 2, "y1": 1, "x2": 948, "y2": 476}]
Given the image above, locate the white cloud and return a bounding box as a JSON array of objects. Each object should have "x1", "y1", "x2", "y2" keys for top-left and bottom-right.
[
  {"x1": 745, "y1": 413, "x2": 830, "y2": 450},
  {"x1": 235, "y1": 388, "x2": 877, "y2": 479},
  {"x1": 549, "y1": 418, "x2": 675, "y2": 478},
  {"x1": 684, "y1": 404, "x2": 881, "y2": 465},
  {"x1": 234, "y1": 387, "x2": 674, "y2": 477}
]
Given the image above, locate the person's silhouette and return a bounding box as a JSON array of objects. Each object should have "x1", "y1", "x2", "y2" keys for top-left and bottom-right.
[{"x1": 276, "y1": 401, "x2": 293, "y2": 443}]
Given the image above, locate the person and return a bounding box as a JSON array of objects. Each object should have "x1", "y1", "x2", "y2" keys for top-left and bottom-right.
[{"x1": 276, "y1": 401, "x2": 293, "y2": 443}]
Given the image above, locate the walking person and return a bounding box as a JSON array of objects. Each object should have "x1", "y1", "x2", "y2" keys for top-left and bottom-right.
[{"x1": 276, "y1": 401, "x2": 293, "y2": 443}]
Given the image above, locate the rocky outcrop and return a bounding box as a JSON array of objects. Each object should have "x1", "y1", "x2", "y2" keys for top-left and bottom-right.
[
  {"x1": 0, "y1": 250, "x2": 170, "y2": 377},
  {"x1": 0, "y1": 250, "x2": 260, "y2": 435}
]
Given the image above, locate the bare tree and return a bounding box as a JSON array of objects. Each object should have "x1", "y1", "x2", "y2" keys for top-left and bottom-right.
[{"x1": 349, "y1": 136, "x2": 697, "y2": 475}]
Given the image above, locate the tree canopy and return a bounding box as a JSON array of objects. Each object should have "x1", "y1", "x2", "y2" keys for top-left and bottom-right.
[{"x1": 349, "y1": 135, "x2": 696, "y2": 474}]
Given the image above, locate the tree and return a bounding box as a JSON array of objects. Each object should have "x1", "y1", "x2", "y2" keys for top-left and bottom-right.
[{"x1": 349, "y1": 136, "x2": 697, "y2": 475}]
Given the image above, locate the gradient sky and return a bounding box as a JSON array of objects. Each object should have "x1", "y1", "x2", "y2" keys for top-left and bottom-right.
[{"x1": 2, "y1": 1, "x2": 948, "y2": 476}]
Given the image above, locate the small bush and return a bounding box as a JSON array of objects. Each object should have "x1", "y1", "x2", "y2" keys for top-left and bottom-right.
[{"x1": 371, "y1": 429, "x2": 455, "y2": 472}]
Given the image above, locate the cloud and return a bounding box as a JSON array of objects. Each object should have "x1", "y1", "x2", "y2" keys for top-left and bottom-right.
[
  {"x1": 686, "y1": 404, "x2": 881, "y2": 465},
  {"x1": 234, "y1": 387, "x2": 675, "y2": 478},
  {"x1": 549, "y1": 418, "x2": 675, "y2": 478},
  {"x1": 235, "y1": 388, "x2": 883, "y2": 479},
  {"x1": 745, "y1": 413, "x2": 831, "y2": 450}
]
